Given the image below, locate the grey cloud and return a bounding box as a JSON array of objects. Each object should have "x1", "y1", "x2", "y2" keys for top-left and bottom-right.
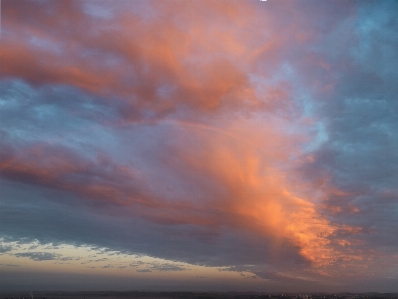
[
  {"x1": 297, "y1": 0, "x2": 398, "y2": 256},
  {"x1": 14, "y1": 252, "x2": 60, "y2": 261},
  {"x1": 129, "y1": 261, "x2": 145, "y2": 267},
  {"x1": 252, "y1": 271, "x2": 306, "y2": 282},
  {"x1": 0, "y1": 244, "x2": 13, "y2": 253},
  {"x1": 60, "y1": 256, "x2": 81, "y2": 261},
  {"x1": 101, "y1": 264, "x2": 114, "y2": 269},
  {"x1": 147, "y1": 262, "x2": 188, "y2": 272},
  {"x1": 219, "y1": 265, "x2": 307, "y2": 283},
  {"x1": 0, "y1": 81, "x2": 117, "y2": 150},
  {"x1": 136, "y1": 269, "x2": 152, "y2": 273},
  {"x1": 0, "y1": 180, "x2": 304, "y2": 269}
]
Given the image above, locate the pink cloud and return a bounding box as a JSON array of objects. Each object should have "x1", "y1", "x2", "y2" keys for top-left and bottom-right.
[{"x1": 1, "y1": 0, "x2": 305, "y2": 122}]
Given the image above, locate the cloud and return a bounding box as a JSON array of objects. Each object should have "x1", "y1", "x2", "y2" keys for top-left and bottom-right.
[
  {"x1": 0, "y1": 141, "x2": 149, "y2": 208},
  {"x1": 129, "y1": 261, "x2": 189, "y2": 273},
  {"x1": 0, "y1": 118, "x2": 361, "y2": 271},
  {"x1": 0, "y1": 0, "x2": 311, "y2": 123},
  {"x1": 296, "y1": 0, "x2": 398, "y2": 254},
  {"x1": 0, "y1": 244, "x2": 13, "y2": 253},
  {"x1": 60, "y1": 256, "x2": 81, "y2": 261},
  {"x1": 136, "y1": 269, "x2": 152, "y2": 273},
  {"x1": 146, "y1": 262, "x2": 188, "y2": 272},
  {"x1": 14, "y1": 252, "x2": 60, "y2": 261},
  {"x1": 129, "y1": 261, "x2": 145, "y2": 268}
]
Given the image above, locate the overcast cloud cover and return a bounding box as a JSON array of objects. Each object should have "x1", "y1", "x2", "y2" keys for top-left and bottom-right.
[{"x1": 1, "y1": 0, "x2": 398, "y2": 293}]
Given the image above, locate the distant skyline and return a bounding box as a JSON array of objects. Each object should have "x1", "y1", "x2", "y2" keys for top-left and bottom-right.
[{"x1": 1, "y1": 0, "x2": 398, "y2": 293}]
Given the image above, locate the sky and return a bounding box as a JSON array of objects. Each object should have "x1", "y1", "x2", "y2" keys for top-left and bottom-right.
[{"x1": 1, "y1": 0, "x2": 398, "y2": 293}]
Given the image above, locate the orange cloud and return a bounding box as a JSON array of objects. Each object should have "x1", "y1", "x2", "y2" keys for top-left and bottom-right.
[
  {"x1": 0, "y1": 120, "x2": 363, "y2": 271},
  {"x1": 156, "y1": 120, "x2": 353, "y2": 268},
  {"x1": 1, "y1": 0, "x2": 297, "y2": 122},
  {"x1": 0, "y1": 0, "x2": 370, "y2": 278}
]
